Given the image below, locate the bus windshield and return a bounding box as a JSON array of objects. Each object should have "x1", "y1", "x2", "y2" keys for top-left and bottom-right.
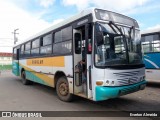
[{"x1": 95, "y1": 22, "x2": 142, "y2": 67}]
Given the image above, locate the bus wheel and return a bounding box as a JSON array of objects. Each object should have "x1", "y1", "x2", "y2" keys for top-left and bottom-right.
[
  {"x1": 21, "y1": 71, "x2": 33, "y2": 85},
  {"x1": 56, "y1": 77, "x2": 73, "y2": 102}
]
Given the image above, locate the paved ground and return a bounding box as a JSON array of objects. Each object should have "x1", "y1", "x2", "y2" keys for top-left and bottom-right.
[{"x1": 0, "y1": 71, "x2": 159, "y2": 120}]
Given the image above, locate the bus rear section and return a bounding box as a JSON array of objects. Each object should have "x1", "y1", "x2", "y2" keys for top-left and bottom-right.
[
  {"x1": 12, "y1": 48, "x2": 20, "y2": 76},
  {"x1": 141, "y1": 30, "x2": 160, "y2": 83}
]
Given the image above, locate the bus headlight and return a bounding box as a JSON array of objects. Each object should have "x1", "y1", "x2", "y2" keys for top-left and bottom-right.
[{"x1": 96, "y1": 81, "x2": 103, "y2": 86}]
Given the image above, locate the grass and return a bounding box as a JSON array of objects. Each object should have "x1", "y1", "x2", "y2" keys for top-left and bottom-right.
[{"x1": 0, "y1": 65, "x2": 12, "y2": 70}]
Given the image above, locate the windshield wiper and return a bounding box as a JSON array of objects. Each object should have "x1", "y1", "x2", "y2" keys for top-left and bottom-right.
[
  {"x1": 128, "y1": 26, "x2": 135, "y2": 40},
  {"x1": 109, "y1": 21, "x2": 129, "y2": 63},
  {"x1": 128, "y1": 26, "x2": 135, "y2": 51},
  {"x1": 109, "y1": 21, "x2": 123, "y2": 35}
]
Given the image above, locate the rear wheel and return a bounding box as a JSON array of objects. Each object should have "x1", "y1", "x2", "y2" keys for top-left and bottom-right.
[
  {"x1": 21, "y1": 70, "x2": 33, "y2": 85},
  {"x1": 56, "y1": 77, "x2": 73, "y2": 102}
]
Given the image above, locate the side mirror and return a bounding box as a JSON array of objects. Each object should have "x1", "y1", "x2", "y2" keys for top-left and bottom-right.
[
  {"x1": 75, "y1": 33, "x2": 81, "y2": 54},
  {"x1": 96, "y1": 31, "x2": 104, "y2": 46},
  {"x1": 88, "y1": 39, "x2": 92, "y2": 54},
  {"x1": 95, "y1": 23, "x2": 104, "y2": 46}
]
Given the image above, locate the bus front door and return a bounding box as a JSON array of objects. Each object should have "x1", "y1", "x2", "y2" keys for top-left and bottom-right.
[{"x1": 73, "y1": 29, "x2": 86, "y2": 97}]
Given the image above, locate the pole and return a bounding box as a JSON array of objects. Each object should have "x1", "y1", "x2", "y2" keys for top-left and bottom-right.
[{"x1": 12, "y1": 28, "x2": 19, "y2": 45}]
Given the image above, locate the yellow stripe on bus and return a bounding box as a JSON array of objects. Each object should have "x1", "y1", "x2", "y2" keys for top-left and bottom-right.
[
  {"x1": 26, "y1": 56, "x2": 65, "y2": 67},
  {"x1": 20, "y1": 63, "x2": 54, "y2": 87}
]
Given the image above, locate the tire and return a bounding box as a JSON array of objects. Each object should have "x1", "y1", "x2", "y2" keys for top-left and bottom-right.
[
  {"x1": 56, "y1": 77, "x2": 73, "y2": 102},
  {"x1": 21, "y1": 70, "x2": 33, "y2": 85}
]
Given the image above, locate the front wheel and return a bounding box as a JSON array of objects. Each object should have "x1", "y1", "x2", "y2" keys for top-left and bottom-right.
[{"x1": 56, "y1": 77, "x2": 73, "y2": 102}]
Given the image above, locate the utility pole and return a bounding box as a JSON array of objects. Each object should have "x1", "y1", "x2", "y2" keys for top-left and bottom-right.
[{"x1": 12, "y1": 28, "x2": 19, "y2": 45}]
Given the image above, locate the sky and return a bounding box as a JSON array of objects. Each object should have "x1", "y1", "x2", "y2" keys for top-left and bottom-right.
[{"x1": 0, "y1": 0, "x2": 160, "y2": 52}]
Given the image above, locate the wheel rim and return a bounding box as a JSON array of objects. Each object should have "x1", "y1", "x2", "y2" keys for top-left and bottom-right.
[
  {"x1": 23, "y1": 72, "x2": 25, "y2": 78},
  {"x1": 22, "y1": 72, "x2": 25, "y2": 82},
  {"x1": 59, "y1": 82, "x2": 68, "y2": 96}
]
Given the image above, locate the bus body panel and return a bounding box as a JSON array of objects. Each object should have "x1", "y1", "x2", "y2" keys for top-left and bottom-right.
[
  {"x1": 144, "y1": 53, "x2": 160, "y2": 69},
  {"x1": 145, "y1": 69, "x2": 160, "y2": 82},
  {"x1": 12, "y1": 60, "x2": 20, "y2": 76},
  {"x1": 95, "y1": 80, "x2": 146, "y2": 101},
  {"x1": 16, "y1": 55, "x2": 73, "y2": 88},
  {"x1": 92, "y1": 67, "x2": 146, "y2": 101},
  {"x1": 144, "y1": 53, "x2": 160, "y2": 82}
]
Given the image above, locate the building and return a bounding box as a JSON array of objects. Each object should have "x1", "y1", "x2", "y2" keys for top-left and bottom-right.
[{"x1": 0, "y1": 52, "x2": 12, "y2": 70}]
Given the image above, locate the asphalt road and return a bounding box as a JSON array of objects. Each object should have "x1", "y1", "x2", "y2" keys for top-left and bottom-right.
[{"x1": 0, "y1": 71, "x2": 159, "y2": 120}]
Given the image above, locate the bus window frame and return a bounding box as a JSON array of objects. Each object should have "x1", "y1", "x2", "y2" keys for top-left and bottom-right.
[{"x1": 141, "y1": 32, "x2": 160, "y2": 53}]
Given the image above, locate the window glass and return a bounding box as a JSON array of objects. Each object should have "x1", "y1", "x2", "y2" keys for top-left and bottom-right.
[
  {"x1": 114, "y1": 36, "x2": 125, "y2": 53},
  {"x1": 25, "y1": 42, "x2": 31, "y2": 50},
  {"x1": 53, "y1": 41, "x2": 72, "y2": 55},
  {"x1": 31, "y1": 48, "x2": 39, "y2": 56},
  {"x1": 142, "y1": 33, "x2": 160, "y2": 53},
  {"x1": 24, "y1": 50, "x2": 30, "y2": 56},
  {"x1": 20, "y1": 45, "x2": 24, "y2": 55},
  {"x1": 54, "y1": 31, "x2": 62, "y2": 43},
  {"x1": 21, "y1": 45, "x2": 24, "y2": 51},
  {"x1": 145, "y1": 35, "x2": 153, "y2": 42},
  {"x1": 152, "y1": 40, "x2": 160, "y2": 52},
  {"x1": 141, "y1": 36, "x2": 145, "y2": 42},
  {"x1": 62, "y1": 26, "x2": 72, "y2": 41},
  {"x1": 153, "y1": 34, "x2": 159, "y2": 41},
  {"x1": 32, "y1": 39, "x2": 40, "y2": 48},
  {"x1": 40, "y1": 45, "x2": 52, "y2": 54},
  {"x1": 13, "y1": 48, "x2": 17, "y2": 60},
  {"x1": 43, "y1": 34, "x2": 52, "y2": 46}
]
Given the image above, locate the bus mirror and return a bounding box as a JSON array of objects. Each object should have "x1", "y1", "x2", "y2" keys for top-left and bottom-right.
[
  {"x1": 88, "y1": 39, "x2": 92, "y2": 53},
  {"x1": 75, "y1": 33, "x2": 81, "y2": 54},
  {"x1": 96, "y1": 31, "x2": 104, "y2": 46},
  {"x1": 88, "y1": 44, "x2": 92, "y2": 53}
]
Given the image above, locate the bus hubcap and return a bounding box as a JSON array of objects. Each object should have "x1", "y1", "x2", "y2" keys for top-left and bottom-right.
[
  {"x1": 59, "y1": 82, "x2": 68, "y2": 96},
  {"x1": 22, "y1": 72, "x2": 25, "y2": 79}
]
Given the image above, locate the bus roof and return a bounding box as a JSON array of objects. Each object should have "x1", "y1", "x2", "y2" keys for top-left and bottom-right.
[
  {"x1": 141, "y1": 27, "x2": 160, "y2": 35},
  {"x1": 14, "y1": 7, "x2": 138, "y2": 47}
]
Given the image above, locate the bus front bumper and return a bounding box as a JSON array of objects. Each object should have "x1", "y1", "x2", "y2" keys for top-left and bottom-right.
[{"x1": 95, "y1": 80, "x2": 147, "y2": 101}]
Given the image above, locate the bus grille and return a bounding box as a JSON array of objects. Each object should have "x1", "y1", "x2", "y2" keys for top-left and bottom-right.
[{"x1": 113, "y1": 71, "x2": 140, "y2": 86}]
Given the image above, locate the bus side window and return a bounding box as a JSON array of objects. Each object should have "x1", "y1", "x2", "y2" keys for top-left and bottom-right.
[
  {"x1": 13, "y1": 48, "x2": 17, "y2": 60},
  {"x1": 75, "y1": 33, "x2": 81, "y2": 54}
]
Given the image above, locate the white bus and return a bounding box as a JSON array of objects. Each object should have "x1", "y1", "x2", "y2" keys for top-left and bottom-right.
[
  {"x1": 12, "y1": 8, "x2": 146, "y2": 102},
  {"x1": 141, "y1": 28, "x2": 160, "y2": 82}
]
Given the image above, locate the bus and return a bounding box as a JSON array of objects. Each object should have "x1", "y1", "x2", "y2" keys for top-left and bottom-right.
[
  {"x1": 141, "y1": 28, "x2": 160, "y2": 82},
  {"x1": 12, "y1": 8, "x2": 146, "y2": 102}
]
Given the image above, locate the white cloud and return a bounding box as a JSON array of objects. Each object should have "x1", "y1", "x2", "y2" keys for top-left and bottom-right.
[
  {"x1": 52, "y1": 19, "x2": 64, "y2": 25},
  {"x1": 146, "y1": 24, "x2": 160, "y2": 31},
  {"x1": 62, "y1": 0, "x2": 149, "y2": 12},
  {"x1": 62, "y1": 0, "x2": 90, "y2": 11},
  {"x1": 141, "y1": 24, "x2": 160, "y2": 34},
  {"x1": 0, "y1": 1, "x2": 51, "y2": 52},
  {"x1": 39, "y1": 0, "x2": 55, "y2": 8},
  {"x1": 123, "y1": 2, "x2": 160, "y2": 15}
]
